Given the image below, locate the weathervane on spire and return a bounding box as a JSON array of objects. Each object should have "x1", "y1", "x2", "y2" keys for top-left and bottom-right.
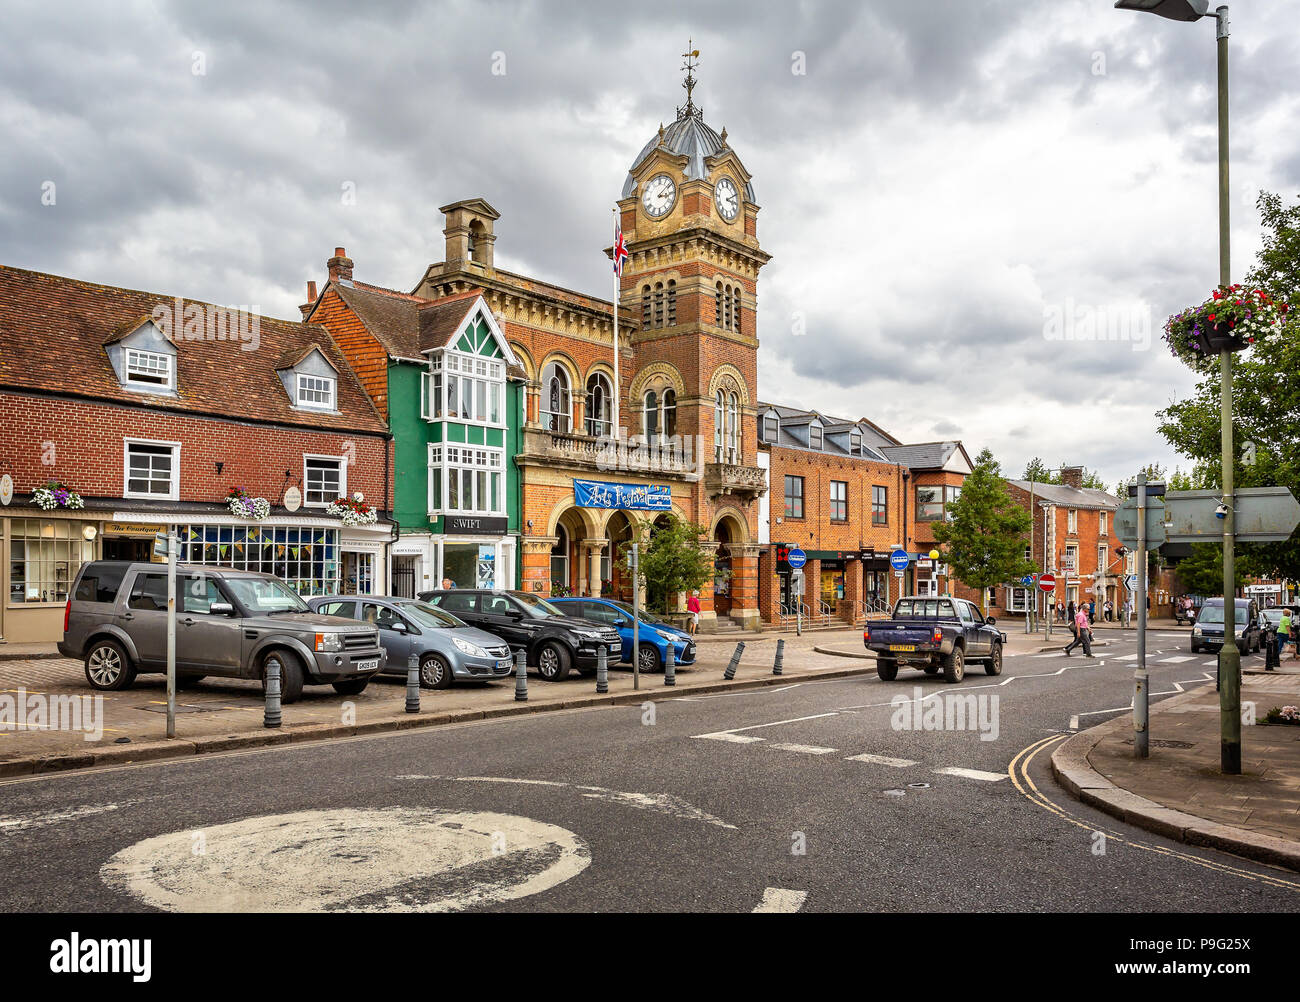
[{"x1": 677, "y1": 40, "x2": 701, "y2": 120}]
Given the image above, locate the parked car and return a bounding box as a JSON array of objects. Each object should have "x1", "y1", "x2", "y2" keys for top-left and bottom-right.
[
  {"x1": 58, "y1": 561, "x2": 385, "y2": 701},
  {"x1": 862, "y1": 595, "x2": 1006, "y2": 683},
  {"x1": 417, "y1": 589, "x2": 621, "y2": 680},
  {"x1": 1192, "y1": 597, "x2": 1262, "y2": 654},
  {"x1": 548, "y1": 597, "x2": 696, "y2": 673},
  {"x1": 306, "y1": 595, "x2": 513, "y2": 689}
]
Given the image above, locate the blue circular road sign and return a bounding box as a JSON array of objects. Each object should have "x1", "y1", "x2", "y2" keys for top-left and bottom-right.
[
  {"x1": 787, "y1": 548, "x2": 807, "y2": 570},
  {"x1": 889, "y1": 549, "x2": 910, "y2": 571}
]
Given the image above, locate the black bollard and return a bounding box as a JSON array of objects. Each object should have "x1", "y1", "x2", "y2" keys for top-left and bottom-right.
[
  {"x1": 264, "y1": 658, "x2": 282, "y2": 729},
  {"x1": 405, "y1": 653, "x2": 420, "y2": 713},
  {"x1": 773, "y1": 638, "x2": 785, "y2": 676},
  {"x1": 724, "y1": 642, "x2": 745, "y2": 681},
  {"x1": 596, "y1": 645, "x2": 609, "y2": 694},
  {"x1": 514, "y1": 648, "x2": 528, "y2": 702},
  {"x1": 664, "y1": 642, "x2": 676, "y2": 687}
]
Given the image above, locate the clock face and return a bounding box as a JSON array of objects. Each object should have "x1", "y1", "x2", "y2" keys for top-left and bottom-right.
[
  {"x1": 642, "y1": 174, "x2": 676, "y2": 218},
  {"x1": 714, "y1": 177, "x2": 740, "y2": 221}
]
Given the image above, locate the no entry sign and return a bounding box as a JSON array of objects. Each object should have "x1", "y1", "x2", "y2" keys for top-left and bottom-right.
[{"x1": 1038, "y1": 573, "x2": 1056, "y2": 593}]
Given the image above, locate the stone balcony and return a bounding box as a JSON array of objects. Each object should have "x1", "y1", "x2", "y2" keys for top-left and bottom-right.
[
  {"x1": 703, "y1": 462, "x2": 768, "y2": 503},
  {"x1": 517, "y1": 427, "x2": 700, "y2": 481}
]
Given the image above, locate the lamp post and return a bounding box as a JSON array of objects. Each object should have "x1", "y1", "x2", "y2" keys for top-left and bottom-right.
[{"x1": 1115, "y1": 0, "x2": 1239, "y2": 773}]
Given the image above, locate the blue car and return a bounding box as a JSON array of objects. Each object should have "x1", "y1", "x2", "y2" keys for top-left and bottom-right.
[{"x1": 550, "y1": 597, "x2": 696, "y2": 674}]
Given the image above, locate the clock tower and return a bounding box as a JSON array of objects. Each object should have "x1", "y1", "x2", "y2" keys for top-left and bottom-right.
[{"x1": 615, "y1": 45, "x2": 771, "y2": 627}]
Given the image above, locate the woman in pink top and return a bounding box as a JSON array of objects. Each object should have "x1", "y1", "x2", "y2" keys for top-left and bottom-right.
[{"x1": 686, "y1": 591, "x2": 701, "y2": 635}]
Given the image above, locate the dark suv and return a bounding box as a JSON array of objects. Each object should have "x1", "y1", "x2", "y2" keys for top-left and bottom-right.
[
  {"x1": 59, "y1": 561, "x2": 386, "y2": 701},
  {"x1": 418, "y1": 589, "x2": 621, "y2": 681}
]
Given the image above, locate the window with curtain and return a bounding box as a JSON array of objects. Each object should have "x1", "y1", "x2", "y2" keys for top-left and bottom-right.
[{"x1": 541, "y1": 362, "x2": 571, "y2": 432}]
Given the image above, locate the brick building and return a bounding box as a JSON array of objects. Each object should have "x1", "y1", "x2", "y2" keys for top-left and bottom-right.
[{"x1": 0, "y1": 265, "x2": 392, "y2": 643}]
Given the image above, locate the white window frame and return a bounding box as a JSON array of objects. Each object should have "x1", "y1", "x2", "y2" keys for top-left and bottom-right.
[
  {"x1": 1068, "y1": 508, "x2": 1078, "y2": 534},
  {"x1": 303, "y1": 455, "x2": 346, "y2": 507},
  {"x1": 762, "y1": 413, "x2": 778, "y2": 444},
  {"x1": 428, "y1": 443, "x2": 506, "y2": 517},
  {"x1": 124, "y1": 348, "x2": 174, "y2": 389},
  {"x1": 296, "y1": 372, "x2": 337, "y2": 411},
  {"x1": 1005, "y1": 587, "x2": 1032, "y2": 613},
  {"x1": 123, "y1": 438, "x2": 181, "y2": 501},
  {"x1": 1099, "y1": 511, "x2": 1108, "y2": 535},
  {"x1": 540, "y1": 362, "x2": 572, "y2": 434}
]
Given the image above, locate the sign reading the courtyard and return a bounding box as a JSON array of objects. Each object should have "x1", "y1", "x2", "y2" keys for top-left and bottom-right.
[{"x1": 574, "y1": 480, "x2": 672, "y2": 512}]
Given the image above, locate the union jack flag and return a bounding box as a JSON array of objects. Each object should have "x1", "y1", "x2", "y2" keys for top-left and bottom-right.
[{"x1": 612, "y1": 224, "x2": 629, "y2": 276}]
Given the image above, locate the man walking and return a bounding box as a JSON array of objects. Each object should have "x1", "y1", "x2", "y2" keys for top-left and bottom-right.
[
  {"x1": 1064, "y1": 604, "x2": 1095, "y2": 658},
  {"x1": 1280, "y1": 608, "x2": 1295, "y2": 662}
]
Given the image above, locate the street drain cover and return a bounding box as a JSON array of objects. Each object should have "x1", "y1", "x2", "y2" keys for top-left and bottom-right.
[{"x1": 907, "y1": 783, "x2": 931, "y2": 789}]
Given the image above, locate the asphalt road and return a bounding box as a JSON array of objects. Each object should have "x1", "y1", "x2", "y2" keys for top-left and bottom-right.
[{"x1": 1, "y1": 630, "x2": 1293, "y2": 913}]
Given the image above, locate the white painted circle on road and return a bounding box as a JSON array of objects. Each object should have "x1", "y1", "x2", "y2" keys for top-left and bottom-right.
[{"x1": 101, "y1": 808, "x2": 590, "y2": 912}]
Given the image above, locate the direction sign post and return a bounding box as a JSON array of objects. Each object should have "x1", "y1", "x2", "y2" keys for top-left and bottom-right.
[{"x1": 1134, "y1": 475, "x2": 1150, "y2": 760}]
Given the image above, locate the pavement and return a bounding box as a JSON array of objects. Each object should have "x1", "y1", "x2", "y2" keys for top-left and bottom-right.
[
  {"x1": 1053, "y1": 649, "x2": 1300, "y2": 872},
  {"x1": 0, "y1": 629, "x2": 872, "y2": 777},
  {"x1": 6, "y1": 628, "x2": 1298, "y2": 913}
]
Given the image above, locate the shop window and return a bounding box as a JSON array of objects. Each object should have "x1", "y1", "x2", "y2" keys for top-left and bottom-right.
[
  {"x1": 175, "y1": 524, "x2": 340, "y2": 596},
  {"x1": 9, "y1": 518, "x2": 96, "y2": 605}
]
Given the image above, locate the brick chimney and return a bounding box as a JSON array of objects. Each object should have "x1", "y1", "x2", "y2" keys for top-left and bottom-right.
[
  {"x1": 299, "y1": 280, "x2": 319, "y2": 320},
  {"x1": 1062, "y1": 466, "x2": 1085, "y2": 490},
  {"x1": 327, "y1": 247, "x2": 353, "y2": 283}
]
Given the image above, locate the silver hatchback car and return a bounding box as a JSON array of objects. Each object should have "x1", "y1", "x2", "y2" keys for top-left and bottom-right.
[{"x1": 307, "y1": 596, "x2": 514, "y2": 688}]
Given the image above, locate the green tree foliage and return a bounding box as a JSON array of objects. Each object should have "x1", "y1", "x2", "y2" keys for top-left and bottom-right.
[
  {"x1": 934, "y1": 448, "x2": 1036, "y2": 611},
  {"x1": 619, "y1": 515, "x2": 718, "y2": 615},
  {"x1": 1175, "y1": 543, "x2": 1247, "y2": 597},
  {"x1": 1157, "y1": 191, "x2": 1300, "y2": 579}
]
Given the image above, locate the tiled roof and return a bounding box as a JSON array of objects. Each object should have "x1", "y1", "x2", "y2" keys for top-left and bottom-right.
[
  {"x1": 418, "y1": 292, "x2": 484, "y2": 353},
  {"x1": 0, "y1": 265, "x2": 386, "y2": 434},
  {"x1": 879, "y1": 442, "x2": 960, "y2": 470},
  {"x1": 332, "y1": 281, "x2": 427, "y2": 360},
  {"x1": 1007, "y1": 480, "x2": 1120, "y2": 510}
]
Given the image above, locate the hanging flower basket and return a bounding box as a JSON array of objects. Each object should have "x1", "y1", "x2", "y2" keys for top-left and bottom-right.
[
  {"x1": 1163, "y1": 284, "x2": 1289, "y2": 371},
  {"x1": 326, "y1": 495, "x2": 377, "y2": 527},
  {"x1": 226, "y1": 486, "x2": 271, "y2": 521},
  {"x1": 33, "y1": 480, "x2": 84, "y2": 510}
]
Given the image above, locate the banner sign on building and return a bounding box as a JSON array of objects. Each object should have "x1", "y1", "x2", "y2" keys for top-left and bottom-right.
[{"x1": 574, "y1": 480, "x2": 672, "y2": 512}]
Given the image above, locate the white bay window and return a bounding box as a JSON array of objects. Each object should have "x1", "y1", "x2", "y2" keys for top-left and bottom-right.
[{"x1": 428, "y1": 444, "x2": 505, "y2": 516}]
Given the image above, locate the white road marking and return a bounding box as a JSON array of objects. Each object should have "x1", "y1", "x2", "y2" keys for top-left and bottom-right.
[
  {"x1": 0, "y1": 803, "x2": 122, "y2": 832},
  {"x1": 1203, "y1": 660, "x2": 1218, "y2": 667},
  {"x1": 1115, "y1": 654, "x2": 1139, "y2": 662},
  {"x1": 1159, "y1": 656, "x2": 1196, "y2": 664},
  {"x1": 933, "y1": 767, "x2": 1008, "y2": 783},
  {"x1": 769, "y1": 743, "x2": 838, "y2": 756},
  {"x1": 753, "y1": 887, "x2": 807, "y2": 913},
  {"x1": 1030, "y1": 652, "x2": 1067, "y2": 659},
  {"x1": 690, "y1": 711, "x2": 840, "y2": 741},
  {"x1": 101, "y1": 808, "x2": 590, "y2": 912},
  {"x1": 1068, "y1": 715, "x2": 1079, "y2": 730},
  {"x1": 846, "y1": 753, "x2": 918, "y2": 768},
  {"x1": 403, "y1": 776, "x2": 737, "y2": 829},
  {"x1": 693, "y1": 732, "x2": 765, "y2": 744}
]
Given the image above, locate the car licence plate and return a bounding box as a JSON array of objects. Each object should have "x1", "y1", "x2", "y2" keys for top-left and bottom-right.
[
  {"x1": 498, "y1": 659, "x2": 513, "y2": 671},
  {"x1": 356, "y1": 659, "x2": 379, "y2": 672},
  {"x1": 889, "y1": 645, "x2": 916, "y2": 652}
]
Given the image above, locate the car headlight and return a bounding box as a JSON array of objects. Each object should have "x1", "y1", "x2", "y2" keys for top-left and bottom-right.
[
  {"x1": 1193, "y1": 626, "x2": 1202, "y2": 636},
  {"x1": 657, "y1": 630, "x2": 678, "y2": 642},
  {"x1": 576, "y1": 630, "x2": 604, "y2": 641},
  {"x1": 315, "y1": 632, "x2": 343, "y2": 652},
  {"x1": 453, "y1": 637, "x2": 489, "y2": 658}
]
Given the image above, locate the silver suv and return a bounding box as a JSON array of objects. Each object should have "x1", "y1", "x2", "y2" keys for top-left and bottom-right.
[{"x1": 58, "y1": 561, "x2": 386, "y2": 702}]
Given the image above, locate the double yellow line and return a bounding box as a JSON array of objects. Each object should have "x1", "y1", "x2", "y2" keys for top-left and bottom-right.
[{"x1": 1009, "y1": 734, "x2": 1300, "y2": 893}]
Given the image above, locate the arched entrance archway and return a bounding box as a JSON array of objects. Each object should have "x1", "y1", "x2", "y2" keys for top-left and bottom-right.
[
  {"x1": 605, "y1": 510, "x2": 636, "y2": 602},
  {"x1": 713, "y1": 518, "x2": 736, "y2": 620}
]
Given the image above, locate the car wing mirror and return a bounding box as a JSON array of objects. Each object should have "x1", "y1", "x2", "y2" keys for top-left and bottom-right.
[
  {"x1": 210, "y1": 602, "x2": 234, "y2": 616},
  {"x1": 613, "y1": 618, "x2": 627, "y2": 627},
  {"x1": 986, "y1": 616, "x2": 997, "y2": 626},
  {"x1": 390, "y1": 620, "x2": 408, "y2": 633}
]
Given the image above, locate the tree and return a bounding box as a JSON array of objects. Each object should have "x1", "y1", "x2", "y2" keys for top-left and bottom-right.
[
  {"x1": 1175, "y1": 543, "x2": 1247, "y2": 597},
  {"x1": 934, "y1": 448, "x2": 1036, "y2": 612},
  {"x1": 1157, "y1": 190, "x2": 1300, "y2": 580},
  {"x1": 619, "y1": 515, "x2": 717, "y2": 615}
]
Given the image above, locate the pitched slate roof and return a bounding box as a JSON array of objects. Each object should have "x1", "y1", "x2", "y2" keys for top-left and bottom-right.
[
  {"x1": 757, "y1": 401, "x2": 892, "y2": 462},
  {"x1": 0, "y1": 265, "x2": 386, "y2": 433},
  {"x1": 1007, "y1": 480, "x2": 1120, "y2": 511},
  {"x1": 878, "y1": 442, "x2": 963, "y2": 471}
]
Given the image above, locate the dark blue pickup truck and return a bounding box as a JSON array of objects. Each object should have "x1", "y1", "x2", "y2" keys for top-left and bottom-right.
[{"x1": 863, "y1": 596, "x2": 1007, "y2": 683}]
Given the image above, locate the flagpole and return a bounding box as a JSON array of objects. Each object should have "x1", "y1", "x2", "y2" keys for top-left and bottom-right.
[{"x1": 611, "y1": 206, "x2": 620, "y2": 440}]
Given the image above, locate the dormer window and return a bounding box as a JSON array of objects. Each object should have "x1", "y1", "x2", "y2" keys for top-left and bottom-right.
[
  {"x1": 296, "y1": 373, "x2": 336, "y2": 410},
  {"x1": 809, "y1": 423, "x2": 823, "y2": 451},
  {"x1": 125, "y1": 348, "x2": 172, "y2": 387},
  {"x1": 850, "y1": 431, "x2": 862, "y2": 455},
  {"x1": 762, "y1": 413, "x2": 778, "y2": 444}
]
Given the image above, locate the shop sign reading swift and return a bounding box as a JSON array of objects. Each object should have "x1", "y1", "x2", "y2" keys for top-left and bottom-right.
[
  {"x1": 445, "y1": 515, "x2": 508, "y2": 534},
  {"x1": 574, "y1": 480, "x2": 672, "y2": 512}
]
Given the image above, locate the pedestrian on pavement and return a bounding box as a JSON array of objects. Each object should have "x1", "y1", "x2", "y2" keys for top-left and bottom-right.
[
  {"x1": 1087, "y1": 600, "x2": 1096, "y2": 624},
  {"x1": 686, "y1": 590, "x2": 701, "y2": 636},
  {"x1": 1064, "y1": 605, "x2": 1095, "y2": 658},
  {"x1": 1067, "y1": 600, "x2": 1076, "y2": 625},
  {"x1": 1104, "y1": 599, "x2": 1113, "y2": 622},
  {"x1": 1280, "y1": 609, "x2": 1296, "y2": 661}
]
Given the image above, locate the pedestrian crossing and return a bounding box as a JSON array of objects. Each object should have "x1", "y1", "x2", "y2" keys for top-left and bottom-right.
[{"x1": 692, "y1": 732, "x2": 1008, "y2": 782}]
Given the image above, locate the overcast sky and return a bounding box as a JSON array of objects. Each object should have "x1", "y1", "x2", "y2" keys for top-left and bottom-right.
[{"x1": 3, "y1": 0, "x2": 1297, "y2": 489}]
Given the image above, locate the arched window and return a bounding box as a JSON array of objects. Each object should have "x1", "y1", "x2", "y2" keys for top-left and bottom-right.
[
  {"x1": 541, "y1": 362, "x2": 571, "y2": 433},
  {"x1": 641, "y1": 286, "x2": 652, "y2": 331},
  {"x1": 714, "y1": 390, "x2": 725, "y2": 463},
  {"x1": 644, "y1": 390, "x2": 659, "y2": 441},
  {"x1": 550, "y1": 525, "x2": 569, "y2": 593},
  {"x1": 585, "y1": 372, "x2": 612, "y2": 438},
  {"x1": 666, "y1": 280, "x2": 677, "y2": 327},
  {"x1": 662, "y1": 389, "x2": 677, "y2": 437},
  {"x1": 727, "y1": 392, "x2": 739, "y2": 464}
]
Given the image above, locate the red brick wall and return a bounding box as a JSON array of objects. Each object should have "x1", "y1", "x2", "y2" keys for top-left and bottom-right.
[{"x1": 0, "y1": 391, "x2": 389, "y2": 508}]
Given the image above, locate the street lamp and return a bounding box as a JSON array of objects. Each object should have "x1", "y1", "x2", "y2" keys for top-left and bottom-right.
[{"x1": 1115, "y1": 1, "x2": 1240, "y2": 774}]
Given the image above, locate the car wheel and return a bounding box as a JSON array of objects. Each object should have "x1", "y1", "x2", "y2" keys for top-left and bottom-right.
[
  {"x1": 84, "y1": 639, "x2": 137, "y2": 691},
  {"x1": 420, "y1": 653, "x2": 453, "y2": 690},
  {"x1": 536, "y1": 642, "x2": 571, "y2": 681},
  {"x1": 176, "y1": 674, "x2": 207, "y2": 689},
  {"x1": 1191, "y1": 644, "x2": 1200, "y2": 654},
  {"x1": 876, "y1": 658, "x2": 898, "y2": 682},
  {"x1": 261, "y1": 650, "x2": 304, "y2": 704},
  {"x1": 638, "y1": 643, "x2": 662, "y2": 674},
  {"x1": 332, "y1": 679, "x2": 369, "y2": 695},
  {"x1": 986, "y1": 643, "x2": 1003, "y2": 676},
  {"x1": 943, "y1": 646, "x2": 966, "y2": 683}
]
